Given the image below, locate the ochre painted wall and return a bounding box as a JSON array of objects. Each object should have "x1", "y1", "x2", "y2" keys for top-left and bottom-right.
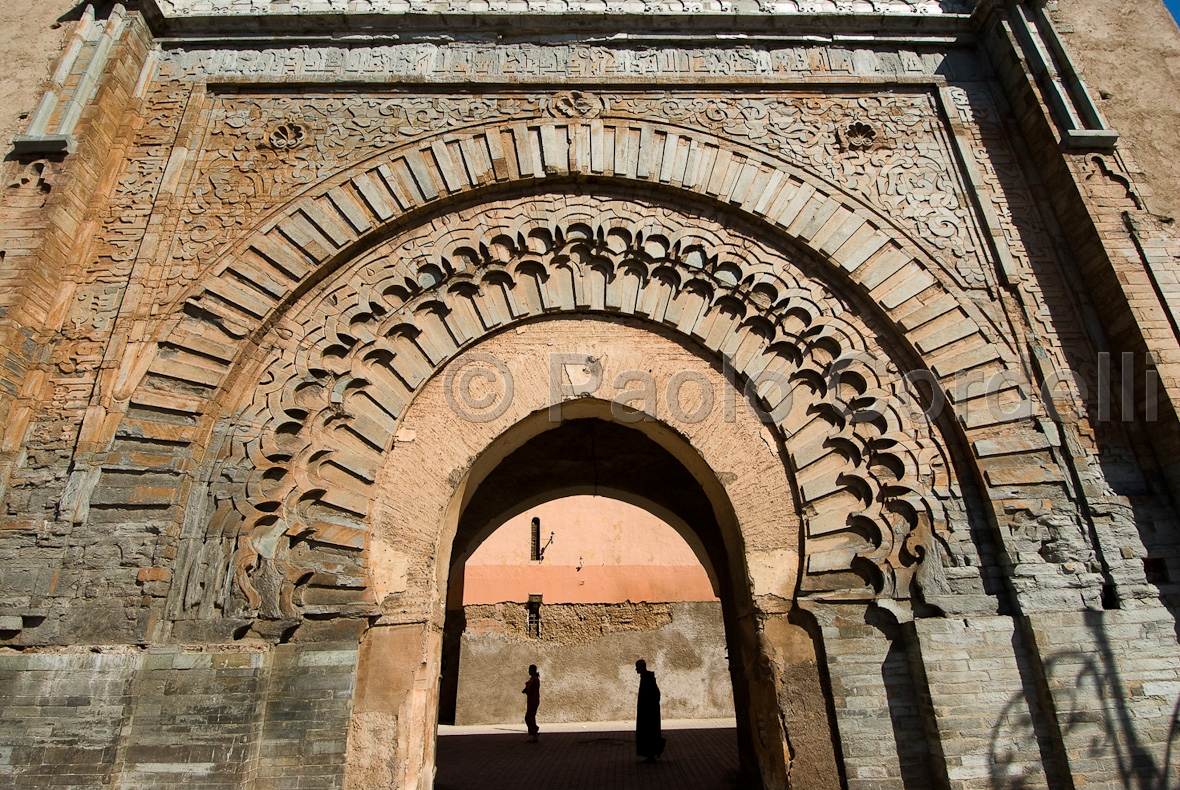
[{"x1": 463, "y1": 496, "x2": 717, "y2": 605}]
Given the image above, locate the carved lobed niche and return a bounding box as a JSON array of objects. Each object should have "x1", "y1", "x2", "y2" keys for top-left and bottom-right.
[{"x1": 169, "y1": 190, "x2": 983, "y2": 634}]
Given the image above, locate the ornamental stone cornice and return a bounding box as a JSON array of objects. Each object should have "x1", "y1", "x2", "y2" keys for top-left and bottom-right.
[
  {"x1": 153, "y1": 0, "x2": 970, "y2": 15},
  {"x1": 130, "y1": 0, "x2": 976, "y2": 41}
]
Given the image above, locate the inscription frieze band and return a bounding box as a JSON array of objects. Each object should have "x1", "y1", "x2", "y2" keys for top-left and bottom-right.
[
  {"x1": 160, "y1": 42, "x2": 951, "y2": 81},
  {"x1": 155, "y1": 0, "x2": 969, "y2": 17}
]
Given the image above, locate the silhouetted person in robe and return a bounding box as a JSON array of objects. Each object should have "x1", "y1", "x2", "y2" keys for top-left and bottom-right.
[
  {"x1": 635, "y1": 659, "x2": 665, "y2": 760},
  {"x1": 523, "y1": 664, "x2": 540, "y2": 742}
]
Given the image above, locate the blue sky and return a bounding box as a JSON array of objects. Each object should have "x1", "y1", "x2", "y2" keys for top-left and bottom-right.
[{"x1": 1168, "y1": 0, "x2": 1180, "y2": 25}]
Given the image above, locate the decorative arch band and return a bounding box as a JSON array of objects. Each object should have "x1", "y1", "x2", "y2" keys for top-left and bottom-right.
[
  {"x1": 105, "y1": 115, "x2": 1068, "y2": 630},
  {"x1": 163, "y1": 193, "x2": 978, "y2": 627}
]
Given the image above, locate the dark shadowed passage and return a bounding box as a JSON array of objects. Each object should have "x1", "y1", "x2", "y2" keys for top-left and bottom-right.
[{"x1": 435, "y1": 725, "x2": 741, "y2": 790}]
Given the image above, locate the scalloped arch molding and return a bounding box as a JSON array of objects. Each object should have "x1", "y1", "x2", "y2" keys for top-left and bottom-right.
[{"x1": 94, "y1": 116, "x2": 1078, "y2": 624}]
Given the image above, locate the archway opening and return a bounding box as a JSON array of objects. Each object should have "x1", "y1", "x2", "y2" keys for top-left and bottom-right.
[
  {"x1": 436, "y1": 417, "x2": 758, "y2": 788},
  {"x1": 444, "y1": 495, "x2": 732, "y2": 726}
]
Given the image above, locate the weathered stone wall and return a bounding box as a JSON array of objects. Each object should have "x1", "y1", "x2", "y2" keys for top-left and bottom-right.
[
  {"x1": 1, "y1": 1, "x2": 1180, "y2": 788},
  {"x1": 454, "y1": 601, "x2": 735, "y2": 725},
  {"x1": 0, "y1": 642, "x2": 357, "y2": 788},
  {"x1": 0, "y1": 1, "x2": 76, "y2": 150},
  {"x1": 1023, "y1": 607, "x2": 1180, "y2": 787},
  {"x1": 1051, "y1": 0, "x2": 1180, "y2": 224},
  {"x1": 0, "y1": 650, "x2": 137, "y2": 787}
]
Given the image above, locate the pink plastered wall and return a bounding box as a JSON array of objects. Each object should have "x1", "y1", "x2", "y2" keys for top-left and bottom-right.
[{"x1": 463, "y1": 496, "x2": 717, "y2": 604}]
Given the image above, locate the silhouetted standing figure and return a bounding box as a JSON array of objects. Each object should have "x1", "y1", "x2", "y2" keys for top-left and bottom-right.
[
  {"x1": 523, "y1": 664, "x2": 540, "y2": 742},
  {"x1": 635, "y1": 659, "x2": 665, "y2": 760}
]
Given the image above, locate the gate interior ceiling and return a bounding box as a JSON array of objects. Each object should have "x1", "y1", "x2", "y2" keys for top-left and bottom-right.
[{"x1": 2, "y1": 1, "x2": 1180, "y2": 789}]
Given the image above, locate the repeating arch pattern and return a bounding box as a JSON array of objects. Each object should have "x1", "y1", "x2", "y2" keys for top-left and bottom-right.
[
  {"x1": 134, "y1": 117, "x2": 1038, "y2": 491},
  {"x1": 116, "y1": 117, "x2": 1101, "y2": 630},
  {"x1": 158, "y1": 114, "x2": 1015, "y2": 382},
  {"x1": 168, "y1": 194, "x2": 977, "y2": 626}
]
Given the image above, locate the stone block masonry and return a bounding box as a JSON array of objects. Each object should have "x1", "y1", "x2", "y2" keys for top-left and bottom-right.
[
  {"x1": 810, "y1": 603, "x2": 942, "y2": 790},
  {"x1": 914, "y1": 616, "x2": 1049, "y2": 789},
  {"x1": 1024, "y1": 607, "x2": 1180, "y2": 788},
  {"x1": 1, "y1": 1, "x2": 1180, "y2": 787},
  {"x1": 0, "y1": 643, "x2": 358, "y2": 788},
  {"x1": 0, "y1": 651, "x2": 137, "y2": 788}
]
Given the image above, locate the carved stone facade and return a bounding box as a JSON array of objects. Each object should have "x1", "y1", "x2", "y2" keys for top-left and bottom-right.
[{"x1": 2, "y1": 1, "x2": 1180, "y2": 788}]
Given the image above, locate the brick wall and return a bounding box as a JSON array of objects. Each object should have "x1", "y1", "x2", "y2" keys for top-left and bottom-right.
[
  {"x1": 810, "y1": 604, "x2": 940, "y2": 790},
  {"x1": 0, "y1": 651, "x2": 136, "y2": 787}
]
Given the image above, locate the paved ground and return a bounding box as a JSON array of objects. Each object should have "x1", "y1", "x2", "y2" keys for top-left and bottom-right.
[{"x1": 435, "y1": 721, "x2": 742, "y2": 790}]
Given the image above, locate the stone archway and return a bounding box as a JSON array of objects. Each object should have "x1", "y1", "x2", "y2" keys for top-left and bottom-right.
[
  {"x1": 94, "y1": 119, "x2": 1098, "y2": 786},
  {"x1": 99, "y1": 115, "x2": 1095, "y2": 640},
  {"x1": 2, "y1": 10, "x2": 1174, "y2": 780},
  {"x1": 173, "y1": 189, "x2": 974, "y2": 632},
  {"x1": 344, "y1": 317, "x2": 844, "y2": 790},
  {"x1": 151, "y1": 185, "x2": 990, "y2": 788},
  {"x1": 442, "y1": 415, "x2": 773, "y2": 788},
  {"x1": 77, "y1": 108, "x2": 1104, "y2": 644},
  {"x1": 435, "y1": 419, "x2": 732, "y2": 731}
]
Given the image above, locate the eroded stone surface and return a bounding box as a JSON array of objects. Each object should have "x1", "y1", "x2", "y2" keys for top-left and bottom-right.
[
  {"x1": 1, "y1": 2, "x2": 1180, "y2": 787},
  {"x1": 455, "y1": 601, "x2": 734, "y2": 724}
]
